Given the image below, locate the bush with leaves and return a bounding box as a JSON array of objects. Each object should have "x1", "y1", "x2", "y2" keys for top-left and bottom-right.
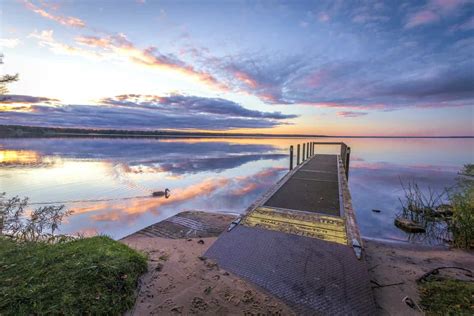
[{"x1": 0, "y1": 193, "x2": 73, "y2": 242}]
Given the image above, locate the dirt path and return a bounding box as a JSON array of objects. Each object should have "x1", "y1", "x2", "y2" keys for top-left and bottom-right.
[
  {"x1": 122, "y1": 235, "x2": 294, "y2": 315},
  {"x1": 364, "y1": 239, "x2": 473, "y2": 315}
]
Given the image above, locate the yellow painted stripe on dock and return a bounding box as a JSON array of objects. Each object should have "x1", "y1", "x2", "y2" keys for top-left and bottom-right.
[
  {"x1": 251, "y1": 207, "x2": 346, "y2": 235},
  {"x1": 242, "y1": 207, "x2": 348, "y2": 245},
  {"x1": 251, "y1": 207, "x2": 346, "y2": 230}
]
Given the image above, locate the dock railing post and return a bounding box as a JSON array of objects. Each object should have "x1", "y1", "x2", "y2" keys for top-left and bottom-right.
[
  {"x1": 345, "y1": 147, "x2": 351, "y2": 179},
  {"x1": 297, "y1": 144, "x2": 300, "y2": 165},
  {"x1": 340, "y1": 143, "x2": 347, "y2": 167},
  {"x1": 289, "y1": 146, "x2": 294, "y2": 170},
  {"x1": 302, "y1": 143, "x2": 306, "y2": 162},
  {"x1": 308, "y1": 142, "x2": 310, "y2": 158},
  {"x1": 312, "y1": 142, "x2": 315, "y2": 156}
]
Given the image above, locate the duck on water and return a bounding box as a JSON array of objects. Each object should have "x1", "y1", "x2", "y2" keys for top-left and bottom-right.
[{"x1": 152, "y1": 188, "x2": 170, "y2": 198}]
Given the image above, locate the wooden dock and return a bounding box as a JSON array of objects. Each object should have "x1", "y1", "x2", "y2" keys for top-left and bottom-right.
[{"x1": 205, "y1": 142, "x2": 376, "y2": 315}]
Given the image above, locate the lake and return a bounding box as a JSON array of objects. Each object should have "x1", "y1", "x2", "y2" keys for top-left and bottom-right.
[{"x1": 1, "y1": 137, "x2": 472, "y2": 242}]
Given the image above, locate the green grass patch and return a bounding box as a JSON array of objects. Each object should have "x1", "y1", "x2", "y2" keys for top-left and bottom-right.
[
  {"x1": 0, "y1": 236, "x2": 147, "y2": 315},
  {"x1": 419, "y1": 277, "x2": 474, "y2": 315}
]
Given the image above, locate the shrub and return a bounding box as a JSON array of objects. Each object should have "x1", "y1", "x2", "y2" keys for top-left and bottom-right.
[
  {"x1": 449, "y1": 164, "x2": 474, "y2": 249},
  {"x1": 0, "y1": 193, "x2": 72, "y2": 242}
]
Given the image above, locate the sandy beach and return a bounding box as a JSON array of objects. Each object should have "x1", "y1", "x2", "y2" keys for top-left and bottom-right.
[
  {"x1": 121, "y1": 210, "x2": 473, "y2": 315},
  {"x1": 122, "y1": 235, "x2": 294, "y2": 315}
]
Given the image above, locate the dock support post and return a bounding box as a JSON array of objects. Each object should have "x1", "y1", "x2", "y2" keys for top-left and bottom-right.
[
  {"x1": 297, "y1": 144, "x2": 300, "y2": 165},
  {"x1": 289, "y1": 146, "x2": 294, "y2": 170},
  {"x1": 345, "y1": 147, "x2": 351, "y2": 179},
  {"x1": 307, "y1": 142, "x2": 310, "y2": 158},
  {"x1": 312, "y1": 142, "x2": 315, "y2": 156},
  {"x1": 302, "y1": 143, "x2": 306, "y2": 161}
]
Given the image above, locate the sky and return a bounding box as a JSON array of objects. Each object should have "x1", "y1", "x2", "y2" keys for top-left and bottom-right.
[{"x1": 0, "y1": 0, "x2": 473, "y2": 136}]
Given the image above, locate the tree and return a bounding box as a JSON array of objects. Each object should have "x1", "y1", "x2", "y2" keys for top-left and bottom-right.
[{"x1": 0, "y1": 53, "x2": 19, "y2": 95}]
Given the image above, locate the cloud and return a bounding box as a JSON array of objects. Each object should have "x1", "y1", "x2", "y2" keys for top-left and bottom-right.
[
  {"x1": 23, "y1": 0, "x2": 86, "y2": 28},
  {"x1": 0, "y1": 94, "x2": 60, "y2": 104},
  {"x1": 318, "y1": 12, "x2": 330, "y2": 22},
  {"x1": 378, "y1": 67, "x2": 474, "y2": 102},
  {"x1": 19, "y1": 1, "x2": 474, "y2": 124},
  {"x1": 405, "y1": 10, "x2": 440, "y2": 28},
  {"x1": 221, "y1": 55, "x2": 308, "y2": 104},
  {"x1": 215, "y1": 51, "x2": 473, "y2": 111},
  {"x1": 452, "y1": 16, "x2": 474, "y2": 31},
  {"x1": 405, "y1": 0, "x2": 468, "y2": 28},
  {"x1": 0, "y1": 93, "x2": 297, "y2": 130},
  {"x1": 431, "y1": 0, "x2": 467, "y2": 11},
  {"x1": 336, "y1": 111, "x2": 368, "y2": 118},
  {"x1": 29, "y1": 30, "x2": 102, "y2": 59},
  {"x1": 100, "y1": 94, "x2": 298, "y2": 120},
  {"x1": 31, "y1": 31, "x2": 229, "y2": 91},
  {"x1": 0, "y1": 38, "x2": 20, "y2": 48},
  {"x1": 75, "y1": 34, "x2": 227, "y2": 90}
]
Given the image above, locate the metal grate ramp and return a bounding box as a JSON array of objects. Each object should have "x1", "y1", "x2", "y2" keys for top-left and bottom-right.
[{"x1": 205, "y1": 226, "x2": 376, "y2": 315}]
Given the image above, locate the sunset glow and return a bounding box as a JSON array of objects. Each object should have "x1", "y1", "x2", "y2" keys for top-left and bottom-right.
[{"x1": 0, "y1": 0, "x2": 472, "y2": 135}]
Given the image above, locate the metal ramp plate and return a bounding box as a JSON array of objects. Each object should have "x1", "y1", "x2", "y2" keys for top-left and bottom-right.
[
  {"x1": 205, "y1": 225, "x2": 376, "y2": 315},
  {"x1": 242, "y1": 206, "x2": 348, "y2": 245}
]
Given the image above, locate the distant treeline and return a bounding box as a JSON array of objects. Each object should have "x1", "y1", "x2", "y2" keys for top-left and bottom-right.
[
  {"x1": 0, "y1": 125, "x2": 471, "y2": 139},
  {"x1": 0, "y1": 124, "x2": 325, "y2": 139}
]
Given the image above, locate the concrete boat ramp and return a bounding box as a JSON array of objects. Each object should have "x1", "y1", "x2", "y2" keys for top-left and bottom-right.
[{"x1": 205, "y1": 143, "x2": 376, "y2": 315}]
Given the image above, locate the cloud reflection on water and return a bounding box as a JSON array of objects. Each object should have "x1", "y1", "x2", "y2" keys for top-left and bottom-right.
[{"x1": 0, "y1": 137, "x2": 471, "y2": 242}]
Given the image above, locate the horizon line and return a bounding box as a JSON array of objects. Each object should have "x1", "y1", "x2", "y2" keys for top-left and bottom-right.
[{"x1": 0, "y1": 124, "x2": 473, "y2": 139}]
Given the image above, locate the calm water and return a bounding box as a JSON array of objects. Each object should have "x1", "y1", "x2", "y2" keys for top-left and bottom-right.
[{"x1": 1, "y1": 137, "x2": 472, "y2": 242}]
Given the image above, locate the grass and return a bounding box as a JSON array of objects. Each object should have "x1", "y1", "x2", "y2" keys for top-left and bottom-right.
[
  {"x1": 0, "y1": 236, "x2": 147, "y2": 315},
  {"x1": 451, "y1": 190, "x2": 474, "y2": 248},
  {"x1": 419, "y1": 277, "x2": 474, "y2": 315}
]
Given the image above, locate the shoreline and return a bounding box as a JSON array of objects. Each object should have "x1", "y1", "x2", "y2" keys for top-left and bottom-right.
[
  {"x1": 364, "y1": 238, "x2": 473, "y2": 315},
  {"x1": 121, "y1": 211, "x2": 473, "y2": 315}
]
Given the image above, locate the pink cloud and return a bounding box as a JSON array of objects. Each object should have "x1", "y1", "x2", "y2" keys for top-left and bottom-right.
[
  {"x1": 318, "y1": 12, "x2": 330, "y2": 22},
  {"x1": 23, "y1": 0, "x2": 85, "y2": 28},
  {"x1": 336, "y1": 111, "x2": 368, "y2": 118},
  {"x1": 301, "y1": 102, "x2": 387, "y2": 111},
  {"x1": 405, "y1": 10, "x2": 440, "y2": 28},
  {"x1": 405, "y1": 0, "x2": 468, "y2": 28},
  {"x1": 75, "y1": 34, "x2": 228, "y2": 91}
]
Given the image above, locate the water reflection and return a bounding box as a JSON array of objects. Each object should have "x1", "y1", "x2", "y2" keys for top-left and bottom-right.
[
  {"x1": 0, "y1": 138, "x2": 288, "y2": 238},
  {"x1": 0, "y1": 137, "x2": 472, "y2": 242},
  {"x1": 349, "y1": 160, "x2": 460, "y2": 242},
  {"x1": 0, "y1": 149, "x2": 54, "y2": 167}
]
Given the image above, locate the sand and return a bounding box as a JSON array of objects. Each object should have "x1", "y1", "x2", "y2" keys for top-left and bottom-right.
[
  {"x1": 364, "y1": 239, "x2": 474, "y2": 315},
  {"x1": 122, "y1": 235, "x2": 295, "y2": 315}
]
